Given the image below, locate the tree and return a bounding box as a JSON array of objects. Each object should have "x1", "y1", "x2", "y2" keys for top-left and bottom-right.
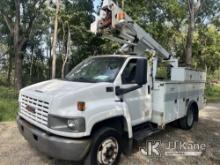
[
  {"x1": 51, "y1": 0, "x2": 61, "y2": 79},
  {"x1": 193, "y1": 25, "x2": 220, "y2": 73},
  {"x1": 58, "y1": 0, "x2": 96, "y2": 70},
  {"x1": 0, "y1": 0, "x2": 219, "y2": 88},
  {"x1": 124, "y1": 0, "x2": 220, "y2": 68},
  {"x1": 0, "y1": 0, "x2": 47, "y2": 90},
  {"x1": 61, "y1": 22, "x2": 71, "y2": 79},
  {"x1": 185, "y1": 0, "x2": 201, "y2": 66}
]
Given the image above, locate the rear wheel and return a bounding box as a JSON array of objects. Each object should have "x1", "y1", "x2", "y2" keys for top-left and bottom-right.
[
  {"x1": 179, "y1": 105, "x2": 194, "y2": 130},
  {"x1": 84, "y1": 127, "x2": 122, "y2": 165}
]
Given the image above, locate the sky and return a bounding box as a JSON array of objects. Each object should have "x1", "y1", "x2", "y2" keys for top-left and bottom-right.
[
  {"x1": 94, "y1": 0, "x2": 101, "y2": 11},
  {"x1": 93, "y1": 0, "x2": 102, "y2": 18}
]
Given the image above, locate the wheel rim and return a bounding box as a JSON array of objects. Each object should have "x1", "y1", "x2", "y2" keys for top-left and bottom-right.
[
  {"x1": 97, "y1": 137, "x2": 119, "y2": 165},
  {"x1": 187, "y1": 109, "x2": 194, "y2": 126}
]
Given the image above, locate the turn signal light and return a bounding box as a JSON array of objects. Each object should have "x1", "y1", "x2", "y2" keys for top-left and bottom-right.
[
  {"x1": 117, "y1": 11, "x2": 125, "y2": 21},
  {"x1": 77, "y1": 101, "x2": 86, "y2": 111}
]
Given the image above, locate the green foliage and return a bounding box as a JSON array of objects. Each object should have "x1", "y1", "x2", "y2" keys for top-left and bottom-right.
[
  {"x1": 193, "y1": 25, "x2": 220, "y2": 73},
  {"x1": 57, "y1": 0, "x2": 119, "y2": 74},
  {"x1": 125, "y1": 0, "x2": 220, "y2": 74},
  {"x1": 0, "y1": 0, "x2": 219, "y2": 87},
  {"x1": 0, "y1": 75, "x2": 7, "y2": 86},
  {"x1": 124, "y1": 0, "x2": 186, "y2": 55},
  {"x1": 0, "y1": 86, "x2": 18, "y2": 121},
  {"x1": 156, "y1": 61, "x2": 171, "y2": 80},
  {"x1": 205, "y1": 84, "x2": 220, "y2": 102}
]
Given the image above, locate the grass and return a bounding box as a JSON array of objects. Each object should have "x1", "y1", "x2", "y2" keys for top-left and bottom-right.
[
  {"x1": 0, "y1": 86, "x2": 18, "y2": 122},
  {"x1": 205, "y1": 83, "x2": 220, "y2": 102}
]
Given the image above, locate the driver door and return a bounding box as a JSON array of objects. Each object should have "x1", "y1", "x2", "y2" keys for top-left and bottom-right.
[{"x1": 120, "y1": 59, "x2": 150, "y2": 126}]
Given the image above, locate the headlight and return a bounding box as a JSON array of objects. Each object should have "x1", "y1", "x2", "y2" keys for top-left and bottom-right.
[
  {"x1": 48, "y1": 115, "x2": 85, "y2": 132},
  {"x1": 67, "y1": 119, "x2": 76, "y2": 128},
  {"x1": 67, "y1": 119, "x2": 84, "y2": 130}
]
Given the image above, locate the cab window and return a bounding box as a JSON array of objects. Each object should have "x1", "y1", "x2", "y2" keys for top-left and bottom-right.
[{"x1": 121, "y1": 59, "x2": 137, "y2": 84}]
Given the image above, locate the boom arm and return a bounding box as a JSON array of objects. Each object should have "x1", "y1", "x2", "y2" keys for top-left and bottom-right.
[{"x1": 91, "y1": 0, "x2": 175, "y2": 61}]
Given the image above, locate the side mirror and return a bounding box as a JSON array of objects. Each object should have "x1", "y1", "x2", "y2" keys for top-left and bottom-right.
[
  {"x1": 115, "y1": 59, "x2": 147, "y2": 96},
  {"x1": 135, "y1": 59, "x2": 147, "y2": 85}
]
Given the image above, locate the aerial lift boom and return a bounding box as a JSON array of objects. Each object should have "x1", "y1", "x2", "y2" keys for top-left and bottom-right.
[{"x1": 91, "y1": 0, "x2": 178, "y2": 67}]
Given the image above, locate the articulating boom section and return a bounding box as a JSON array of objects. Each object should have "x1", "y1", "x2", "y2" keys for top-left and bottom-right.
[{"x1": 91, "y1": 0, "x2": 176, "y2": 64}]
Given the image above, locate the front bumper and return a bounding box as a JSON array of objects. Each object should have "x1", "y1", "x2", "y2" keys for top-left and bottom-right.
[{"x1": 17, "y1": 116, "x2": 91, "y2": 161}]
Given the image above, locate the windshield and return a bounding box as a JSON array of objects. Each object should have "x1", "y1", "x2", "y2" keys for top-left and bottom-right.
[{"x1": 65, "y1": 57, "x2": 126, "y2": 83}]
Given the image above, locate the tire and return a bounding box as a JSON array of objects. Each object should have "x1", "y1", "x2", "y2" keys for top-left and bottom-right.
[
  {"x1": 179, "y1": 104, "x2": 194, "y2": 130},
  {"x1": 84, "y1": 127, "x2": 122, "y2": 165}
]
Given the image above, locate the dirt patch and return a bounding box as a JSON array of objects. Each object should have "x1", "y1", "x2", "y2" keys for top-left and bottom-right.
[{"x1": 0, "y1": 103, "x2": 220, "y2": 165}]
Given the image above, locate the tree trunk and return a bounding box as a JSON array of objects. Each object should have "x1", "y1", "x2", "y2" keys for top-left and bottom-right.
[
  {"x1": 48, "y1": 44, "x2": 52, "y2": 79},
  {"x1": 14, "y1": 0, "x2": 22, "y2": 90},
  {"x1": 185, "y1": 0, "x2": 195, "y2": 66},
  {"x1": 51, "y1": 0, "x2": 60, "y2": 79},
  {"x1": 15, "y1": 51, "x2": 22, "y2": 90},
  {"x1": 7, "y1": 51, "x2": 13, "y2": 86},
  {"x1": 29, "y1": 46, "x2": 34, "y2": 84},
  {"x1": 61, "y1": 24, "x2": 70, "y2": 79},
  {"x1": 185, "y1": 17, "x2": 193, "y2": 66},
  {"x1": 185, "y1": 0, "x2": 201, "y2": 67},
  {"x1": 48, "y1": 25, "x2": 52, "y2": 79},
  {"x1": 61, "y1": 58, "x2": 67, "y2": 79}
]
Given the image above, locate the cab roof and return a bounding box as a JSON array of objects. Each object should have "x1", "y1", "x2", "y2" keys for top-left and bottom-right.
[{"x1": 93, "y1": 54, "x2": 146, "y2": 59}]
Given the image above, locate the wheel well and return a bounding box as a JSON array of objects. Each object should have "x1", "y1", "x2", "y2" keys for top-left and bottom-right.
[
  {"x1": 91, "y1": 116, "x2": 127, "y2": 136},
  {"x1": 189, "y1": 101, "x2": 199, "y2": 121},
  {"x1": 90, "y1": 116, "x2": 132, "y2": 156}
]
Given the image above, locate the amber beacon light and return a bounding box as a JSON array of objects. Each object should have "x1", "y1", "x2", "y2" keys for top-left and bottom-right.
[{"x1": 117, "y1": 11, "x2": 125, "y2": 21}]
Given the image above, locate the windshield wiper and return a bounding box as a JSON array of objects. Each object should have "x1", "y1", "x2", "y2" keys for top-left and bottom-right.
[{"x1": 67, "y1": 77, "x2": 97, "y2": 83}]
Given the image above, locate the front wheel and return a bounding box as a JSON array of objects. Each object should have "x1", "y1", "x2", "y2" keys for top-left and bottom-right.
[{"x1": 84, "y1": 127, "x2": 122, "y2": 165}]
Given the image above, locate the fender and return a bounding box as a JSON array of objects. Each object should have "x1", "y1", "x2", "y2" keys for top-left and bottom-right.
[
  {"x1": 86, "y1": 102, "x2": 133, "y2": 139},
  {"x1": 186, "y1": 99, "x2": 198, "y2": 111},
  {"x1": 121, "y1": 101, "x2": 133, "y2": 138}
]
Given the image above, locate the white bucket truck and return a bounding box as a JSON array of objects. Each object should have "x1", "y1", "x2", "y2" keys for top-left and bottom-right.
[{"x1": 17, "y1": 0, "x2": 206, "y2": 164}]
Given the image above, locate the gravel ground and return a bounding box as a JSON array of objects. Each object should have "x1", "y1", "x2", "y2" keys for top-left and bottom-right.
[{"x1": 0, "y1": 103, "x2": 220, "y2": 165}]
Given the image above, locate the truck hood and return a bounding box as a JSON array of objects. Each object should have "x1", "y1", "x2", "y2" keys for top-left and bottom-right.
[
  {"x1": 21, "y1": 79, "x2": 95, "y2": 97},
  {"x1": 19, "y1": 79, "x2": 117, "y2": 120}
]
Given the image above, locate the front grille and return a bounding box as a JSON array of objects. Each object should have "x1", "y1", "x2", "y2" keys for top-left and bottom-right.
[{"x1": 20, "y1": 95, "x2": 49, "y2": 126}]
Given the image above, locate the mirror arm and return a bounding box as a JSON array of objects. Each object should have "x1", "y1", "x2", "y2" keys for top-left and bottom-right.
[{"x1": 116, "y1": 85, "x2": 142, "y2": 96}]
